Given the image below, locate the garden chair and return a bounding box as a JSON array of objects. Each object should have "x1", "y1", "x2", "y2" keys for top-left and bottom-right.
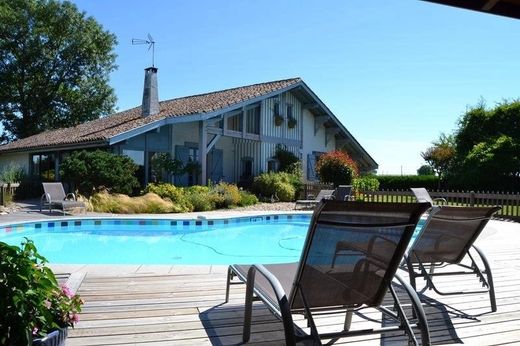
[
  {"x1": 403, "y1": 204, "x2": 501, "y2": 312},
  {"x1": 332, "y1": 184, "x2": 353, "y2": 201},
  {"x1": 225, "y1": 200, "x2": 432, "y2": 345},
  {"x1": 40, "y1": 182, "x2": 86, "y2": 215},
  {"x1": 294, "y1": 189, "x2": 334, "y2": 209},
  {"x1": 411, "y1": 187, "x2": 447, "y2": 205}
]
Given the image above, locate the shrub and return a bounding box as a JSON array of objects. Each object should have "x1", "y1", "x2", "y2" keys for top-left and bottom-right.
[
  {"x1": 146, "y1": 183, "x2": 192, "y2": 211},
  {"x1": 0, "y1": 240, "x2": 83, "y2": 345},
  {"x1": 211, "y1": 182, "x2": 241, "y2": 208},
  {"x1": 316, "y1": 150, "x2": 359, "y2": 187},
  {"x1": 89, "y1": 191, "x2": 187, "y2": 213},
  {"x1": 238, "y1": 190, "x2": 259, "y2": 206},
  {"x1": 252, "y1": 172, "x2": 298, "y2": 202},
  {"x1": 0, "y1": 164, "x2": 25, "y2": 184},
  {"x1": 353, "y1": 176, "x2": 380, "y2": 192},
  {"x1": 376, "y1": 175, "x2": 439, "y2": 190},
  {"x1": 274, "y1": 144, "x2": 300, "y2": 172},
  {"x1": 60, "y1": 150, "x2": 139, "y2": 196},
  {"x1": 184, "y1": 185, "x2": 217, "y2": 211}
]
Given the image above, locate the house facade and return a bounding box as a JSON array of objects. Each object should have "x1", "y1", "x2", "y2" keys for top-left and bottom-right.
[{"x1": 0, "y1": 69, "x2": 377, "y2": 186}]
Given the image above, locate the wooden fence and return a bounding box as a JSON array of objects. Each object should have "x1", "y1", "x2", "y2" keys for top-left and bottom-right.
[{"x1": 360, "y1": 189, "x2": 520, "y2": 220}]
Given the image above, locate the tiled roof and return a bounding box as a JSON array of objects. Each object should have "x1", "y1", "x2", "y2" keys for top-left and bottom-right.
[{"x1": 0, "y1": 77, "x2": 301, "y2": 152}]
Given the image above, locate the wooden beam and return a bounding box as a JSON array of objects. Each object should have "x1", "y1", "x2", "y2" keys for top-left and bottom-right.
[
  {"x1": 314, "y1": 115, "x2": 328, "y2": 135},
  {"x1": 199, "y1": 120, "x2": 207, "y2": 186},
  {"x1": 483, "y1": 0, "x2": 500, "y2": 10},
  {"x1": 206, "y1": 134, "x2": 221, "y2": 152},
  {"x1": 302, "y1": 102, "x2": 318, "y2": 110}
]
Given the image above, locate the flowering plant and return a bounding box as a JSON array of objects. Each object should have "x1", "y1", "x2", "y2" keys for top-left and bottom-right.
[{"x1": 0, "y1": 239, "x2": 83, "y2": 345}]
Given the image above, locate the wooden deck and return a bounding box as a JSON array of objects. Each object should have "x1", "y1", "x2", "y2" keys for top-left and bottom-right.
[{"x1": 66, "y1": 220, "x2": 520, "y2": 345}]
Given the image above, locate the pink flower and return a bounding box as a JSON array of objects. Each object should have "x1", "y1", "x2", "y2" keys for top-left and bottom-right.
[
  {"x1": 44, "y1": 300, "x2": 52, "y2": 309},
  {"x1": 32, "y1": 327, "x2": 39, "y2": 335},
  {"x1": 71, "y1": 313, "x2": 80, "y2": 323},
  {"x1": 61, "y1": 283, "x2": 74, "y2": 298}
]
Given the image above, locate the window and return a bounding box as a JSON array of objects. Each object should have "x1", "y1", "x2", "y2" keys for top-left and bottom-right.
[
  {"x1": 122, "y1": 149, "x2": 145, "y2": 166},
  {"x1": 286, "y1": 104, "x2": 293, "y2": 118},
  {"x1": 267, "y1": 159, "x2": 278, "y2": 173},
  {"x1": 246, "y1": 106, "x2": 260, "y2": 134},
  {"x1": 31, "y1": 153, "x2": 56, "y2": 181},
  {"x1": 241, "y1": 157, "x2": 253, "y2": 180},
  {"x1": 273, "y1": 102, "x2": 280, "y2": 116},
  {"x1": 227, "y1": 112, "x2": 242, "y2": 131},
  {"x1": 187, "y1": 147, "x2": 199, "y2": 186}
]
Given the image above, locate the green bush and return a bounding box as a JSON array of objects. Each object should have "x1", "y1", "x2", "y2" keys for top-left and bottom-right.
[
  {"x1": 353, "y1": 176, "x2": 380, "y2": 193},
  {"x1": 238, "y1": 190, "x2": 259, "y2": 206},
  {"x1": 211, "y1": 182, "x2": 241, "y2": 208},
  {"x1": 316, "y1": 150, "x2": 359, "y2": 187},
  {"x1": 0, "y1": 164, "x2": 25, "y2": 183},
  {"x1": 60, "y1": 150, "x2": 139, "y2": 196},
  {"x1": 376, "y1": 175, "x2": 439, "y2": 190},
  {"x1": 182, "y1": 185, "x2": 216, "y2": 211},
  {"x1": 146, "y1": 183, "x2": 192, "y2": 211},
  {"x1": 252, "y1": 172, "x2": 298, "y2": 202},
  {"x1": 274, "y1": 144, "x2": 300, "y2": 172}
]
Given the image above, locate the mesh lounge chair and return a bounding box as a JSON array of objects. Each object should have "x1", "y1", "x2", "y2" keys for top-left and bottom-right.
[
  {"x1": 410, "y1": 187, "x2": 447, "y2": 205},
  {"x1": 294, "y1": 189, "x2": 334, "y2": 210},
  {"x1": 40, "y1": 182, "x2": 86, "y2": 215},
  {"x1": 225, "y1": 200, "x2": 432, "y2": 345},
  {"x1": 332, "y1": 185, "x2": 353, "y2": 201},
  {"x1": 404, "y1": 205, "x2": 500, "y2": 312}
]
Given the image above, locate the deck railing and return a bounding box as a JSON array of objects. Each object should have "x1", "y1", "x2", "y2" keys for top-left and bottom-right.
[{"x1": 359, "y1": 189, "x2": 520, "y2": 220}]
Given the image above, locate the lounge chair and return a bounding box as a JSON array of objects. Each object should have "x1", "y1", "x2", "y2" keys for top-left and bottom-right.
[
  {"x1": 411, "y1": 187, "x2": 447, "y2": 205},
  {"x1": 225, "y1": 200, "x2": 432, "y2": 345},
  {"x1": 332, "y1": 184, "x2": 353, "y2": 201},
  {"x1": 40, "y1": 182, "x2": 86, "y2": 215},
  {"x1": 294, "y1": 189, "x2": 334, "y2": 209},
  {"x1": 403, "y1": 205, "x2": 500, "y2": 312}
]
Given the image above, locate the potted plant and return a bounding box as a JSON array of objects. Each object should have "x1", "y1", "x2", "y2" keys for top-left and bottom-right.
[
  {"x1": 287, "y1": 116, "x2": 297, "y2": 129},
  {"x1": 0, "y1": 239, "x2": 83, "y2": 345},
  {"x1": 274, "y1": 114, "x2": 284, "y2": 126}
]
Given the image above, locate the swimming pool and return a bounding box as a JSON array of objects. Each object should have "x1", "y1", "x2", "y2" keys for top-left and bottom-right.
[{"x1": 0, "y1": 215, "x2": 311, "y2": 265}]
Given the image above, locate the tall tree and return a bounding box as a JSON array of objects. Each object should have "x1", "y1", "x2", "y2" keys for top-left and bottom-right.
[
  {"x1": 0, "y1": 0, "x2": 117, "y2": 142},
  {"x1": 421, "y1": 133, "x2": 456, "y2": 184}
]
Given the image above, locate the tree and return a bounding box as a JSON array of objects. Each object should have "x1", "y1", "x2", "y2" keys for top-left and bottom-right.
[
  {"x1": 417, "y1": 164, "x2": 434, "y2": 176},
  {"x1": 421, "y1": 133, "x2": 456, "y2": 183},
  {"x1": 316, "y1": 150, "x2": 359, "y2": 187},
  {"x1": 0, "y1": 0, "x2": 117, "y2": 142},
  {"x1": 60, "y1": 150, "x2": 139, "y2": 196}
]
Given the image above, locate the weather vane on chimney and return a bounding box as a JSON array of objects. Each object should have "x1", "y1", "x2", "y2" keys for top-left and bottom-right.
[{"x1": 132, "y1": 33, "x2": 156, "y2": 67}]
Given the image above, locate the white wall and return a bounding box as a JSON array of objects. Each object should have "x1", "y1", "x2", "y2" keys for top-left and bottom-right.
[
  {"x1": 301, "y1": 108, "x2": 336, "y2": 181},
  {"x1": 0, "y1": 153, "x2": 30, "y2": 175}
]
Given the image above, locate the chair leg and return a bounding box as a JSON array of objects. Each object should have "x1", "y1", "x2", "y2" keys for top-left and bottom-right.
[
  {"x1": 473, "y1": 245, "x2": 497, "y2": 312},
  {"x1": 344, "y1": 310, "x2": 353, "y2": 331},
  {"x1": 243, "y1": 267, "x2": 256, "y2": 343},
  {"x1": 225, "y1": 266, "x2": 233, "y2": 303},
  {"x1": 394, "y1": 273, "x2": 430, "y2": 346}
]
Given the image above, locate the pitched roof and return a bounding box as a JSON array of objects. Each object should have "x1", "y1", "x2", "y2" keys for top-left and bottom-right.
[{"x1": 0, "y1": 77, "x2": 301, "y2": 153}]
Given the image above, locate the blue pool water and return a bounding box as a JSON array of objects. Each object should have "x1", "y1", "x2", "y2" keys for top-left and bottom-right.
[
  {"x1": 0, "y1": 216, "x2": 425, "y2": 265},
  {"x1": 0, "y1": 216, "x2": 310, "y2": 264}
]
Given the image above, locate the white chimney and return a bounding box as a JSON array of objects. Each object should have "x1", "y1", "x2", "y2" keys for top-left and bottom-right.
[{"x1": 142, "y1": 67, "x2": 159, "y2": 116}]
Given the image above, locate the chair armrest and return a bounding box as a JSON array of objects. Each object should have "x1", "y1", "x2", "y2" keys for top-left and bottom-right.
[
  {"x1": 432, "y1": 197, "x2": 447, "y2": 205},
  {"x1": 249, "y1": 264, "x2": 288, "y2": 305},
  {"x1": 41, "y1": 192, "x2": 51, "y2": 204},
  {"x1": 65, "y1": 193, "x2": 77, "y2": 201}
]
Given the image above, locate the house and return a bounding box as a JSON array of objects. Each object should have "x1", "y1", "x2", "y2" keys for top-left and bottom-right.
[{"x1": 0, "y1": 68, "x2": 377, "y2": 187}]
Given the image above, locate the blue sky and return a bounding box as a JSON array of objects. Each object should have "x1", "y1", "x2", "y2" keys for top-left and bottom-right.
[{"x1": 72, "y1": 0, "x2": 520, "y2": 174}]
